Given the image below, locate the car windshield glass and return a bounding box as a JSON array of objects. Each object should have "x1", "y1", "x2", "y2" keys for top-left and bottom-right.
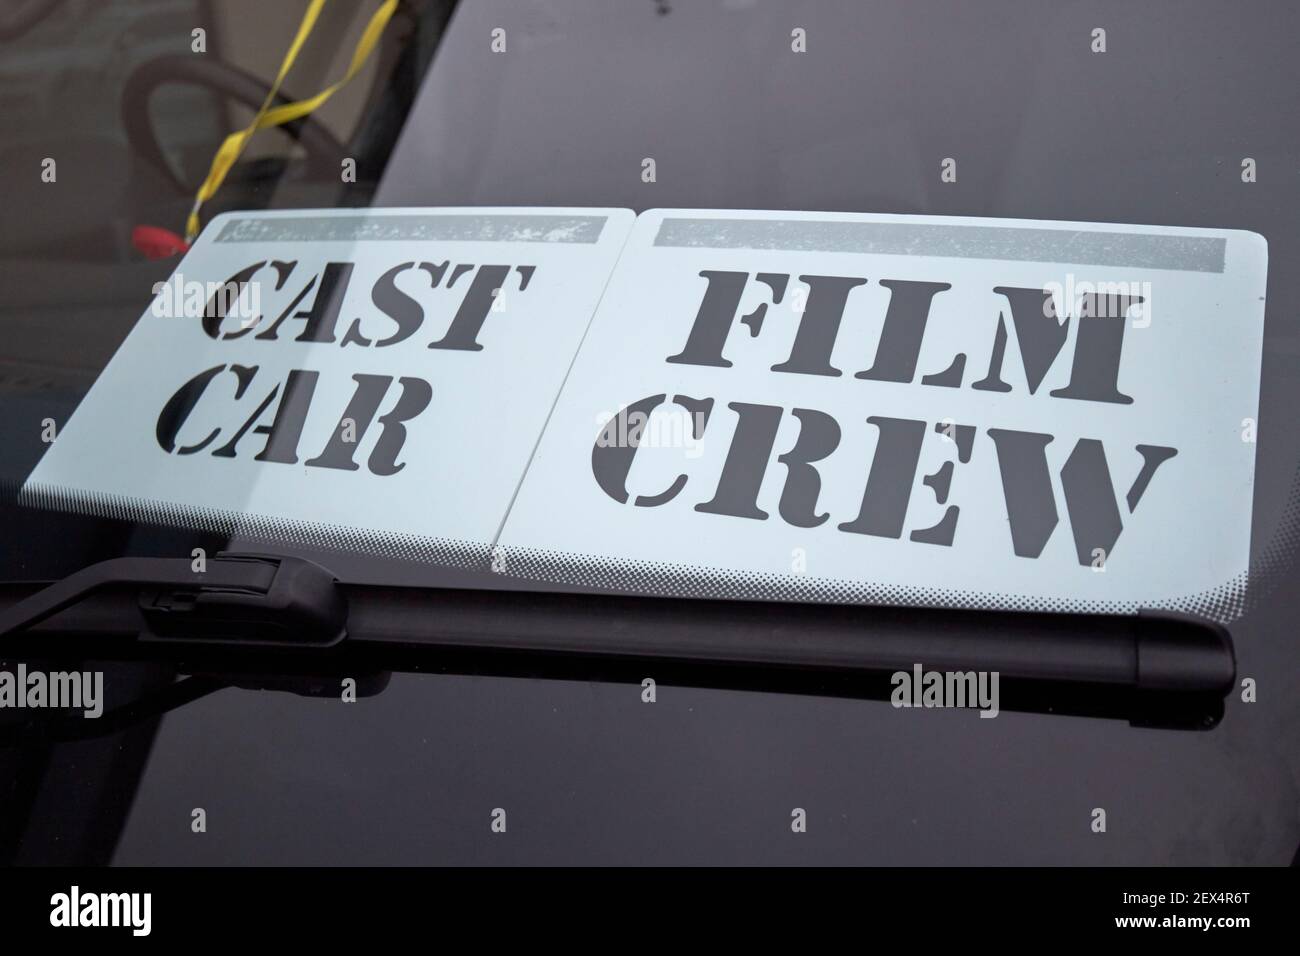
[{"x1": 1, "y1": 0, "x2": 1296, "y2": 626}]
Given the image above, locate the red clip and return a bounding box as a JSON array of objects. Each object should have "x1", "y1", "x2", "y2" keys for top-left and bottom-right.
[{"x1": 132, "y1": 225, "x2": 191, "y2": 260}]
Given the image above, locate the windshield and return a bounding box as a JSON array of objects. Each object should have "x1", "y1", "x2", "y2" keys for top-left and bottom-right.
[
  {"x1": 1, "y1": 0, "x2": 1296, "y2": 625},
  {"x1": 4, "y1": 0, "x2": 1300, "y2": 875}
]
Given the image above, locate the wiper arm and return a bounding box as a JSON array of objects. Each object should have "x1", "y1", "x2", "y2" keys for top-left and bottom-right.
[{"x1": 0, "y1": 552, "x2": 346, "y2": 646}]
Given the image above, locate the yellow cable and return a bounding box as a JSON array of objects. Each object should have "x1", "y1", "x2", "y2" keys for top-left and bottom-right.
[{"x1": 185, "y1": 0, "x2": 400, "y2": 241}]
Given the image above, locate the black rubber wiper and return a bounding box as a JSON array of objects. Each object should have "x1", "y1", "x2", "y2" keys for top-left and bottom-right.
[{"x1": 0, "y1": 551, "x2": 1237, "y2": 728}]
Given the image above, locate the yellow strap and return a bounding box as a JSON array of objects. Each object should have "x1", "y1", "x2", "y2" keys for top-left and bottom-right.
[{"x1": 186, "y1": 0, "x2": 399, "y2": 241}]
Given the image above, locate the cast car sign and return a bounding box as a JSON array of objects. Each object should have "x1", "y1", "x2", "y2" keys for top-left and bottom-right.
[
  {"x1": 24, "y1": 208, "x2": 635, "y2": 560},
  {"x1": 24, "y1": 208, "x2": 1267, "y2": 615}
]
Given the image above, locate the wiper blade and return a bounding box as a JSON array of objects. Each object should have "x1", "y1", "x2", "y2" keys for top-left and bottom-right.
[{"x1": 0, "y1": 551, "x2": 1237, "y2": 729}]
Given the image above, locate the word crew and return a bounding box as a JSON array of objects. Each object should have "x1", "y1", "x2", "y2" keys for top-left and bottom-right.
[{"x1": 593, "y1": 270, "x2": 1177, "y2": 567}]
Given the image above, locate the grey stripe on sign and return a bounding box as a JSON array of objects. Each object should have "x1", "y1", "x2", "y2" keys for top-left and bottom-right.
[
  {"x1": 215, "y1": 214, "x2": 608, "y2": 244},
  {"x1": 654, "y1": 218, "x2": 1226, "y2": 273}
]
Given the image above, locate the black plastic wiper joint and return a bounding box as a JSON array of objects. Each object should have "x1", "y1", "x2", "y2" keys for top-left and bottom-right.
[{"x1": 0, "y1": 552, "x2": 346, "y2": 647}]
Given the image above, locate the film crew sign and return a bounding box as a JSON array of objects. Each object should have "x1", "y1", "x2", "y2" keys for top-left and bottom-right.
[{"x1": 499, "y1": 210, "x2": 1267, "y2": 611}]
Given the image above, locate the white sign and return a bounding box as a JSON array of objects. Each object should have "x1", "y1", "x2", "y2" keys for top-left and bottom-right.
[
  {"x1": 24, "y1": 208, "x2": 635, "y2": 563},
  {"x1": 26, "y1": 207, "x2": 1268, "y2": 615},
  {"x1": 497, "y1": 209, "x2": 1267, "y2": 614}
]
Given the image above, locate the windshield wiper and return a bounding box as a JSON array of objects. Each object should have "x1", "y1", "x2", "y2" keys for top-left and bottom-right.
[{"x1": 0, "y1": 551, "x2": 1237, "y2": 729}]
